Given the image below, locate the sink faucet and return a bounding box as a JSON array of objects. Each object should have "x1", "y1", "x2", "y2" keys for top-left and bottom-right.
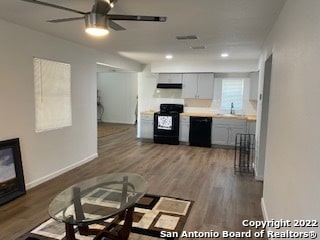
[{"x1": 230, "y1": 102, "x2": 235, "y2": 115}]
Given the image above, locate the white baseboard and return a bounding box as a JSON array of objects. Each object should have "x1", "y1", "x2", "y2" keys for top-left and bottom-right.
[
  {"x1": 261, "y1": 197, "x2": 271, "y2": 239},
  {"x1": 100, "y1": 120, "x2": 135, "y2": 125},
  {"x1": 25, "y1": 153, "x2": 98, "y2": 190},
  {"x1": 261, "y1": 197, "x2": 268, "y2": 221}
]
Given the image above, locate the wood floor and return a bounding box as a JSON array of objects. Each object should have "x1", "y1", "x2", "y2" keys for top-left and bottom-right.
[{"x1": 0, "y1": 124, "x2": 265, "y2": 239}]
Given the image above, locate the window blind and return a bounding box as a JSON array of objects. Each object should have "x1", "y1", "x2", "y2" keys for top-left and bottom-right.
[
  {"x1": 33, "y1": 58, "x2": 72, "y2": 132},
  {"x1": 221, "y1": 79, "x2": 244, "y2": 110}
]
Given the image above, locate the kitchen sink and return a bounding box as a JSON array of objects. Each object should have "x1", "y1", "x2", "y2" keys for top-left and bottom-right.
[{"x1": 214, "y1": 113, "x2": 246, "y2": 117}]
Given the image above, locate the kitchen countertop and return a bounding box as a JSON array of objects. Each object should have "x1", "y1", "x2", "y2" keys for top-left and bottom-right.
[
  {"x1": 141, "y1": 110, "x2": 157, "y2": 115},
  {"x1": 141, "y1": 110, "x2": 256, "y2": 121}
]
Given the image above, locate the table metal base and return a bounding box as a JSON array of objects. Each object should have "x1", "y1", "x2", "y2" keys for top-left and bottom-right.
[{"x1": 65, "y1": 206, "x2": 134, "y2": 240}]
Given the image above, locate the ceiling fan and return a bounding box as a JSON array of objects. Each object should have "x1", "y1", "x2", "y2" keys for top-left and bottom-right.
[{"x1": 21, "y1": 0, "x2": 167, "y2": 36}]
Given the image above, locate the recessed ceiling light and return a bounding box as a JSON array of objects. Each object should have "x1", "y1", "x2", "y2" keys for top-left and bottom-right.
[
  {"x1": 221, "y1": 53, "x2": 229, "y2": 58},
  {"x1": 165, "y1": 55, "x2": 173, "y2": 60}
]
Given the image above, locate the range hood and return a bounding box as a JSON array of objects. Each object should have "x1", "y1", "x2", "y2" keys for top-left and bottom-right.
[
  {"x1": 156, "y1": 83, "x2": 183, "y2": 89},
  {"x1": 157, "y1": 73, "x2": 183, "y2": 89}
]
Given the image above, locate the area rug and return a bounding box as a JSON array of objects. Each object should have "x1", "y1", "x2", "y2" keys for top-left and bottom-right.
[
  {"x1": 98, "y1": 123, "x2": 131, "y2": 138},
  {"x1": 17, "y1": 194, "x2": 193, "y2": 240}
]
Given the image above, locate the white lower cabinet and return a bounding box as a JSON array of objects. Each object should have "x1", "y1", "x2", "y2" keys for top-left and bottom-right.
[
  {"x1": 211, "y1": 118, "x2": 247, "y2": 146},
  {"x1": 140, "y1": 113, "x2": 254, "y2": 146},
  {"x1": 140, "y1": 114, "x2": 154, "y2": 139},
  {"x1": 247, "y1": 121, "x2": 256, "y2": 135},
  {"x1": 179, "y1": 115, "x2": 190, "y2": 142},
  {"x1": 228, "y1": 123, "x2": 247, "y2": 146},
  {"x1": 211, "y1": 123, "x2": 229, "y2": 145}
]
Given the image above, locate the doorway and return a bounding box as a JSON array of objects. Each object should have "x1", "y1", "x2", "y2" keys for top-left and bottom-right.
[
  {"x1": 256, "y1": 54, "x2": 273, "y2": 179},
  {"x1": 96, "y1": 68, "x2": 138, "y2": 138}
]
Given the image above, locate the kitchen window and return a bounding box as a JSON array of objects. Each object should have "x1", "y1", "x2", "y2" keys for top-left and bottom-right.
[{"x1": 221, "y1": 79, "x2": 244, "y2": 111}]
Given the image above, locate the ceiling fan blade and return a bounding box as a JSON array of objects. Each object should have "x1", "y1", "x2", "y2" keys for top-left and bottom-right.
[
  {"x1": 48, "y1": 17, "x2": 85, "y2": 23},
  {"x1": 108, "y1": 14, "x2": 167, "y2": 22},
  {"x1": 109, "y1": 20, "x2": 126, "y2": 31},
  {"x1": 21, "y1": 0, "x2": 87, "y2": 15}
]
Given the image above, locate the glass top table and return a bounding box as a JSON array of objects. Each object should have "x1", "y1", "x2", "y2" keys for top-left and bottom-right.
[{"x1": 48, "y1": 173, "x2": 148, "y2": 240}]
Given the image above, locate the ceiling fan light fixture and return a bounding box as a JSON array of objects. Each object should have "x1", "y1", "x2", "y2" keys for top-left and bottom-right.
[
  {"x1": 23, "y1": 0, "x2": 167, "y2": 36},
  {"x1": 105, "y1": 0, "x2": 115, "y2": 8},
  {"x1": 85, "y1": 13, "x2": 109, "y2": 37},
  {"x1": 85, "y1": 27, "x2": 109, "y2": 37}
]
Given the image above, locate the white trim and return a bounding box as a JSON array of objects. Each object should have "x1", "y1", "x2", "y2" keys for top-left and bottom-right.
[
  {"x1": 261, "y1": 197, "x2": 271, "y2": 239},
  {"x1": 104, "y1": 121, "x2": 136, "y2": 125},
  {"x1": 255, "y1": 175, "x2": 264, "y2": 181},
  {"x1": 25, "y1": 153, "x2": 98, "y2": 189}
]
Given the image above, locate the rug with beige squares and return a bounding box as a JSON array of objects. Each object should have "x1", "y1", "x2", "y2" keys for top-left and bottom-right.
[{"x1": 17, "y1": 194, "x2": 193, "y2": 240}]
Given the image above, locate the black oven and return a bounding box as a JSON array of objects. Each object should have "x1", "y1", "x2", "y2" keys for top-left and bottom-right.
[{"x1": 153, "y1": 104, "x2": 184, "y2": 145}]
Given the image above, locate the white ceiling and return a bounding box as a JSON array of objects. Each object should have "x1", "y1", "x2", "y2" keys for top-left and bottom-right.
[{"x1": 0, "y1": 0, "x2": 286, "y2": 65}]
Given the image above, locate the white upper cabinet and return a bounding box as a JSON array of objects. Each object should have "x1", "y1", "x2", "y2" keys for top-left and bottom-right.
[
  {"x1": 182, "y1": 73, "x2": 214, "y2": 99},
  {"x1": 198, "y1": 73, "x2": 215, "y2": 99},
  {"x1": 181, "y1": 74, "x2": 198, "y2": 98},
  {"x1": 158, "y1": 73, "x2": 183, "y2": 84}
]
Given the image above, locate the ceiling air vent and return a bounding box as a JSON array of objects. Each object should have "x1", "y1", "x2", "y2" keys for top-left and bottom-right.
[
  {"x1": 190, "y1": 45, "x2": 207, "y2": 50},
  {"x1": 176, "y1": 35, "x2": 199, "y2": 40}
]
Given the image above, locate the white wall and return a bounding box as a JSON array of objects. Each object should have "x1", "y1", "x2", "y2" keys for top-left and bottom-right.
[
  {"x1": 249, "y1": 72, "x2": 259, "y2": 100},
  {"x1": 137, "y1": 65, "x2": 185, "y2": 138},
  {"x1": 97, "y1": 72, "x2": 138, "y2": 124},
  {"x1": 0, "y1": 19, "x2": 141, "y2": 189},
  {"x1": 258, "y1": 0, "x2": 320, "y2": 234},
  {"x1": 138, "y1": 66, "x2": 184, "y2": 112}
]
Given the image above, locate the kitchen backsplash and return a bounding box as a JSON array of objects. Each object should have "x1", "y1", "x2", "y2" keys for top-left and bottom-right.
[
  {"x1": 142, "y1": 70, "x2": 259, "y2": 115},
  {"x1": 147, "y1": 91, "x2": 257, "y2": 115},
  {"x1": 184, "y1": 99, "x2": 257, "y2": 115}
]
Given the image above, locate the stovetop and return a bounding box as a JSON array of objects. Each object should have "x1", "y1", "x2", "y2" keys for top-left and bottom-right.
[{"x1": 159, "y1": 104, "x2": 184, "y2": 114}]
